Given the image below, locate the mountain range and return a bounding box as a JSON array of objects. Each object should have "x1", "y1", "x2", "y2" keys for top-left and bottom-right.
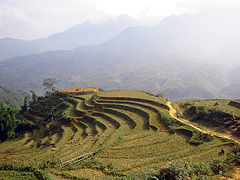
[
  {"x1": 0, "y1": 15, "x2": 137, "y2": 62},
  {"x1": 0, "y1": 9, "x2": 240, "y2": 100}
]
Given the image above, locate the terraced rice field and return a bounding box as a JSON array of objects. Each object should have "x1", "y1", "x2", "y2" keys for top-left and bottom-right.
[{"x1": 0, "y1": 90, "x2": 236, "y2": 179}]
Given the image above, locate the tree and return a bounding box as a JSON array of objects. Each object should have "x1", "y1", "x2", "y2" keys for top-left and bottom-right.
[
  {"x1": 42, "y1": 78, "x2": 56, "y2": 93},
  {"x1": 21, "y1": 96, "x2": 28, "y2": 112},
  {"x1": 20, "y1": 96, "x2": 29, "y2": 113},
  {"x1": 30, "y1": 90, "x2": 37, "y2": 103},
  {"x1": 0, "y1": 104, "x2": 20, "y2": 142}
]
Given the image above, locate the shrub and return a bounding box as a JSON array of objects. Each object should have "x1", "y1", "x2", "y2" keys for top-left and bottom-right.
[
  {"x1": 156, "y1": 163, "x2": 185, "y2": 180},
  {"x1": 54, "y1": 172, "x2": 88, "y2": 180},
  {"x1": 210, "y1": 158, "x2": 227, "y2": 175},
  {"x1": 158, "y1": 112, "x2": 183, "y2": 130},
  {"x1": 191, "y1": 106, "x2": 208, "y2": 122},
  {"x1": 225, "y1": 145, "x2": 240, "y2": 165},
  {"x1": 33, "y1": 169, "x2": 50, "y2": 179},
  {"x1": 198, "y1": 106, "x2": 206, "y2": 112},
  {"x1": 189, "y1": 132, "x2": 213, "y2": 145},
  {"x1": 184, "y1": 162, "x2": 212, "y2": 178},
  {"x1": 0, "y1": 164, "x2": 51, "y2": 180},
  {"x1": 153, "y1": 162, "x2": 212, "y2": 179},
  {"x1": 29, "y1": 91, "x2": 71, "y2": 118},
  {"x1": 36, "y1": 140, "x2": 42, "y2": 148}
]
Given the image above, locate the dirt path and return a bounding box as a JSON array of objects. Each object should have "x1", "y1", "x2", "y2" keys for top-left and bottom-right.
[
  {"x1": 231, "y1": 167, "x2": 240, "y2": 180},
  {"x1": 166, "y1": 102, "x2": 240, "y2": 144}
]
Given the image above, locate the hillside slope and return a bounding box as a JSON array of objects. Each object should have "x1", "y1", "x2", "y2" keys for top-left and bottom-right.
[
  {"x1": 173, "y1": 99, "x2": 240, "y2": 142},
  {"x1": 0, "y1": 44, "x2": 227, "y2": 100},
  {"x1": 168, "y1": 101, "x2": 240, "y2": 144},
  {"x1": 2, "y1": 9, "x2": 240, "y2": 99},
  {"x1": 0, "y1": 86, "x2": 28, "y2": 109},
  {"x1": 0, "y1": 89, "x2": 239, "y2": 179}
]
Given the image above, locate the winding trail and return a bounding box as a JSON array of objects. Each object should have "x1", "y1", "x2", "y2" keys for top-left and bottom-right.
[{"x1": 166, "y1": 101, "x2": 240, "y2": 144}]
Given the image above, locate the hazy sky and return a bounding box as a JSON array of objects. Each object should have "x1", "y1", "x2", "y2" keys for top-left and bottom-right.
[{"x1": 1, "y1": 0, "x2": 240, "y2": 40}]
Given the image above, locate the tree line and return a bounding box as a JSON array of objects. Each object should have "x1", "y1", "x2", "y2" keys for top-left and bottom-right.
[{"x1": 0, "y1": 77, "x2": 57, "y2": 142}]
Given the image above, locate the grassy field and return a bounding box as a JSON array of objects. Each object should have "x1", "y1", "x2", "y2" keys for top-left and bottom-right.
[{"x1": 0, "y1": 90, "x2": 239, "y2": 179}]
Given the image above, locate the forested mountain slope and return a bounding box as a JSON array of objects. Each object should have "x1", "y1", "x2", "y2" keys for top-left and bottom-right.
[{"x1": 0, "y1": 86, "x2": 28, "y2": 109}]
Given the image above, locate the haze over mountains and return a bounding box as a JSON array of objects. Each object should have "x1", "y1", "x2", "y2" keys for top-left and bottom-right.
[
  {"x1": 0, "y1": 15, "x2": 137, "y2": 62},
  {"x1": 1, "y1": 9, "x2": 240, "y2": 100}
]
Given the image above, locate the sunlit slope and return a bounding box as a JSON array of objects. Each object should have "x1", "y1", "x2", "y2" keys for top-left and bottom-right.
[
  {"x1": 0, "y1": 90, "x2": 236, "y2": 179},
  {"x1": 58, "y1": 87, "x2": 100, "y2": 94},
  {"x1": 173, "y1": 99, "x2": 240, "y2": 142}
]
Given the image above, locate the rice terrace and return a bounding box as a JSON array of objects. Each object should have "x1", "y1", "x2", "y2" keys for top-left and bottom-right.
[{"x1": 0, "y1": 87, "x2": 240, "y2": 179}]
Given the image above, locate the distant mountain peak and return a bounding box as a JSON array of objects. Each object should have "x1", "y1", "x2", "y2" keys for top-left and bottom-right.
[
  {"x1": 69, "y1": 21, "x2": 91, "y2": 29},
  {"x1": 117, "y1": 14, "x2": 138, "y2": 25},
  {"x1": 118, "y1": 14, "x2": 135, "y2": 20},
  {"x1": 157, "y1": 15, "x2": 182, "y2": 27},
  {"x1": 0, "y1": 37, "x2": 26, "y2": 42}
]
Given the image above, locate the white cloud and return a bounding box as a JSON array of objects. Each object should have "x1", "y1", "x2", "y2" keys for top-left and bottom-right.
[
  {"x1": 176, "y1": 0, "x2": 240, "y2": 13},
  {"x1": 0, "y1": 0, "x2": 102, "y2": 40},
  {"x1": 96, "y1": 0, "x2": 177, "y2": 18},
  {"x1": 0, "y1": 0, "x2": 240, "y2": 39},
  {"x1": 97, "y1": 0, "x2": 240, "y2": 17}
]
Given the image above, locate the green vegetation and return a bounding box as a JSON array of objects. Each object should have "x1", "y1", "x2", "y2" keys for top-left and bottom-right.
[
  {"x1": 190, "y1": 105, "x2": 232, "y2": 127},
  {"x1": 0, "y1": 164, "x2": 51, "y2": 180},
  {"x1": 29, "y1": 91, "x2": 71, "y2": 118},
  {"x1": 174, "y1": 99, "x2": 240, "y2": 139},
  {"x1": 152, "y1": 144, "x2": 240, "y2": 179},
  {"x1": 0, "y1": 104, "x2": 20, "y2": 142},
  {"x1": 158, "y1": 110, "x2": 214, "y2": 145},
  {"x1": 189, "y1": 131, "x2": 213, "y2": 145}
]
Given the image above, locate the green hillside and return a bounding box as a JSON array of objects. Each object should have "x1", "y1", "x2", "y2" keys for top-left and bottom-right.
[
  {"x1": 173, "y1": 99, "x2": 240, "y2": 142},
  {"x1": 0, "y1": 89, "x2": 239, "y2": 179}
]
